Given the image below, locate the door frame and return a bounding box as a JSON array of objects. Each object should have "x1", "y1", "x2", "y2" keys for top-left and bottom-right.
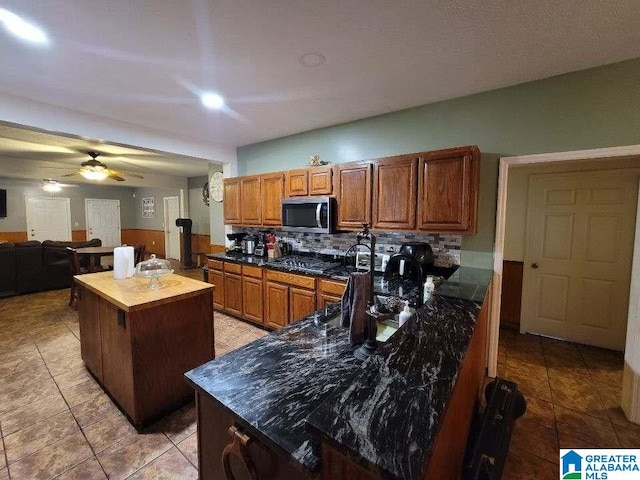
[
  {"x1": 26, "y1": 196, "x2": 72, "y2": 241},
  {"x1": 520, "y1": 168, "x2": 640, "y2": 342},
  {"x1": 490, "y1": 143, "x2": 640, "y2": 379},
  {"x1": 84, "y1": 198, "x2": 122, "y2": 246},
  {"x1": 163, "y1": 196, "x2": 180, "y2": 261}
]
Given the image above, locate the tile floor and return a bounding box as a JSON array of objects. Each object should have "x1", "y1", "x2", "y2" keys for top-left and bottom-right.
[{"x1": 0, "y1": 270, "x2": 637, "y2": 479}]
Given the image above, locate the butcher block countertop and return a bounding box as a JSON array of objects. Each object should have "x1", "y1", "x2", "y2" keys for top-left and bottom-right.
[{"x1": 74, "y1": 271, "x2": 213, "y2": 312}]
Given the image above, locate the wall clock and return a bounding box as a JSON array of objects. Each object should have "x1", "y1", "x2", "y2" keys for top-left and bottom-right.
[{"x1": 209, "y1": 171, "x2": 224, "y2": 202}]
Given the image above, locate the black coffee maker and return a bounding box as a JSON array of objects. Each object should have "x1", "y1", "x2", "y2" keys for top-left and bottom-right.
[{"x1": 383, "y1": 242, "x2": 434, "y2": 283}]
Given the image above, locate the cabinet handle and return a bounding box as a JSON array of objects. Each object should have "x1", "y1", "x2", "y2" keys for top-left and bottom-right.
[{"x1": 222, "y1": 425, "x2": 257, "y2": 480}]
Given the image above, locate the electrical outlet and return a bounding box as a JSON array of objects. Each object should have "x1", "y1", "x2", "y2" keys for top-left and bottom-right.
[
  {"x1": 74, "y1": 222, "x2": 79, "y2": 227},
  {"x1": 152, "y1": 240, "x2": 155, "y2": 245}
]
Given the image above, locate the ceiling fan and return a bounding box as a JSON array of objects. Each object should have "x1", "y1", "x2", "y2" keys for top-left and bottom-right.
[{"x1": 60, "y1": 151, "x2": 144, "y2": 182}]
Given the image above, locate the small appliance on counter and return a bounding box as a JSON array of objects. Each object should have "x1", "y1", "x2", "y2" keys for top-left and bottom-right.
[
  {"x1": 254, "y1": 233, "x2": 268, "y2": 257},
  {"x1": 355, "y1": 251, "x2": 390, "y2": 272},
  {"x1": 383, "y1": 242, "x2": 434, "y2": 283},
  {"x1": 243, "y1": 234, "x2": 258, "y2": 255},
  {"x1": 226, "y1": 233, "x2": 246, "y2": 254}
]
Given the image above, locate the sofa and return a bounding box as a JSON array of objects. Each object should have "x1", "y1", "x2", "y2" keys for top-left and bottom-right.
[{"x1": 0, "y1": 239, "x2": 101, "y2": 297}]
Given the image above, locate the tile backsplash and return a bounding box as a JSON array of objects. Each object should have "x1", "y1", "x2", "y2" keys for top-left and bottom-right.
[{"x1": 233, "y1": 227, "x2": 461, "y2": 266}]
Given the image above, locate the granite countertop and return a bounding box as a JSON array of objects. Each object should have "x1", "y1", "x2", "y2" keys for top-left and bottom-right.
[{"x1": 186, "y1": 266, "x2": 492, "y2": 479}]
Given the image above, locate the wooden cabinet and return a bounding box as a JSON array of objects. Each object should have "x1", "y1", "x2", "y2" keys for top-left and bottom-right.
[
  {"x1": 261, "y1": 172, "x2": 284, "y2": 226},
  {"x1": 317, "y1": 279, "x2": 346, "y2": 310},
  {"x1": 309, "y1": 166, "x2": 333, "y2": 195},
  {"x1": 77, "y1": 287, "x2": 102, "y2": 381},
  {"x1": 222, "y1": 178, "x2": 241, "y2": 224},
  {"x1": 286, "y1": 169, "x2": 309, "y2": 197},
  {"x1": 264, "y1": 281, "x2": 289, "y2": 329},
  {"x1": 242, "y1": 265, "x2": 264, "y2": 325},
  {"x1": 289, "y1": 287, "x2": 317, "y2": 322},
  {"x1": 373, "y1": 155, "x2": 418, "y2": 230},
  {"x1": 334, "y1": 161, "x2": 372, "y2": 230},
  {"x1": 223, "y1": 272, "x2": 243, "y2": 317},
  {"x1": 208, "y1": 261, "x2": 225, "y2": 311},
  {"x1": 240, "y1": 175, "x2": 262, "y2": 225},
  {"x1": 417, "y1": 146, "x2": 480, "y2": 233}
]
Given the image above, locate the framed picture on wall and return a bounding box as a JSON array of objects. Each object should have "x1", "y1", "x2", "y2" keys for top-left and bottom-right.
[{"x1": 141, "y1": 197, "x2": 155, "y2": 218}]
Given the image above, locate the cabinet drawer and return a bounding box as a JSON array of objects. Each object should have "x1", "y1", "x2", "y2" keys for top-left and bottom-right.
[
  {"x1": 223, "y1": 262, "x2": 242, "y2": 274},
  {"x1": 266, "y1": 270, "x2": 316, "y2": 290},
  {"x1": 242, "y1": 265, "x2": 263, "y2": 279},
  {"x1": 208, "y1": 259, "x2": 224, "y2": 271},
  {"x1": 318, "y1": 279, "x2": 346, "y2": 296}
]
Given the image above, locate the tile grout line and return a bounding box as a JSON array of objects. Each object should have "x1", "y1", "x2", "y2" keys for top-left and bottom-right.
[
  {"x1": 538, "y1": 336, "x2": 563, "y2": 452},
  {"x1": 0, "y1": 420, "x2": 11, "y2": 479},
  {"x1": 32, "y1": 338, "x2": 109, "y2": 480}
]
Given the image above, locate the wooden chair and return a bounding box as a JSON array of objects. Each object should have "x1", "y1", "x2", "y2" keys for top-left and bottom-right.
[
  {"x1": 134, "y1": 243, "x2": 146, "y2": 266},
  {"x1": 66, "y1": 247, "x2": 84, "y2": 309}
]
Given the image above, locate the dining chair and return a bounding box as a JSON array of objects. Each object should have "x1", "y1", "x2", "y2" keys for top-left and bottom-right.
[
  {"x1": 66, "y1": 247, "x2": 84, "y2": 309},
  {"x1": 134, "y1": 243, "x2": 146, "y2": 266}
]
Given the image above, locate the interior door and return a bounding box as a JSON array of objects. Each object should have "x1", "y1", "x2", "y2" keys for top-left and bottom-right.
[
  {"x1": 522, "y1": 170, "x2": 639, "y2": 350},
  {"x1": 85, "y1": 199, "x2": 121, "y2": 247},
  {"x1": 26, "y1": 197, "x2": 72, "y2": 242},
  {"x1": 164, "y1": 197, "x2": 180, "y2": 260}
]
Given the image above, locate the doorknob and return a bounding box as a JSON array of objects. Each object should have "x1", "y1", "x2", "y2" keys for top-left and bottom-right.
[{"x1": 531, "y1": 263, "x2": 539, "y2": 269}]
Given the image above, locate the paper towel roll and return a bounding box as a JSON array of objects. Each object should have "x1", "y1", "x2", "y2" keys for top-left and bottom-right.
[
  {"x1": 124, "y1": 246, "x2": 135, "y2": 278},
  {"x1": 113, "y1": 246, "x2": 127, "y2": 280}
]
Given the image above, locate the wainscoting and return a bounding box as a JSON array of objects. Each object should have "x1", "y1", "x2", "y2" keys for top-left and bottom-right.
[
  {"x1": 500, "y1": 260, "x2": 524, "y2": 330},
  {"x1": 1, "y1": 230, "x2": 88, "y2": 243},
  {"x1": 121, "y1": 229, "x2": 166, "y2": 257}
]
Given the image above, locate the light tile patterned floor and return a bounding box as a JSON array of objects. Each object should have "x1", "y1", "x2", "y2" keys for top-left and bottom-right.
[
  {"x1": 0, "y1": 267, "x2": 266, "y2": 479},
  {"x1": 0, "y1": 268, "x2": 637, "y2": 479}
]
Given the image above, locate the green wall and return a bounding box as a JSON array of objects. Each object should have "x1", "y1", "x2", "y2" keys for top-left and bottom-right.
[{"x1": 237, "y1": 59, "x2": 640, "y2": 268}]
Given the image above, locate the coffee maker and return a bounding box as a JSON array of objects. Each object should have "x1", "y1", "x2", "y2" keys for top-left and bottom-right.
[
  {"x1": 383, "y1": 242, "x2": 434, "y2": 283},
  {"x1": 226, "y1": 233, "x2": 246, "y2": 255}
]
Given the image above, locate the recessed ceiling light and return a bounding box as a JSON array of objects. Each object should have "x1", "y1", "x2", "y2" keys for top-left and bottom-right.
[
  {"x1": 300, "y1": 51, "x2": 325, "y2": 68},
  {"x1": 0, "y1": 8, "x2": 49, "y2": 45},
  {"x1": 200, "y1": 92, "x2": 225, "y2": 110}
]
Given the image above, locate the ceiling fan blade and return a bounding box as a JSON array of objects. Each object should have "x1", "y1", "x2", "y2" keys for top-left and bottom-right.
[
  {"x1": 121, "y1": 171, "x2": 144, "y2": 179},
  {"x1": 107, "y1": 171, "x2": 125, "y2": 182},
  {"x1": 61, "y1": 172, "x2": 79, "y2": 177}
]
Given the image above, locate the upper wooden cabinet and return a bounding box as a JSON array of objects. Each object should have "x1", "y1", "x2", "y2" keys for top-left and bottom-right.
[
  {"x1": 334, "y1": 161, "x2": 372, "y2": 230},
  {"x1": 286, "y1": 166, "x2": 333, "y2": 197},
  {"x1": 372, "y1": 155, "x2": 418, "y2": 230},
  {"x1": 240, "y1": 175, "x2": 262, "y2": 225},
  {"x1": 261, "y1": 173, "x2": 284, "y2": 226},
  {"x1": 223, "y1": 178, "x2": 241, "y2": 225},
  {"x1": 417, "y1": 146, "x2": 480, "y2": 233},
  {"x1": 309, "y1": 166, "x2": 333, "y2": 195},
  {"x1": 286, "y1": 169, "x2": 308, "y2": 197}
]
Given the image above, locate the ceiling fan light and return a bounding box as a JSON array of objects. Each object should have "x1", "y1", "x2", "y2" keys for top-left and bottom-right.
[
  {"x1": 80, "y1": 168, "x2": 108, "y2": 181},
  {"x1": 42, "y1": 181, "x2": 61, "y2": 192}
]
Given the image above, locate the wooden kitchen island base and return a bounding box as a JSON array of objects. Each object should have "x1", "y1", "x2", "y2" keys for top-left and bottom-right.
[{"x1": 75, "y1": 272, "x2": 214, "y2": 429}]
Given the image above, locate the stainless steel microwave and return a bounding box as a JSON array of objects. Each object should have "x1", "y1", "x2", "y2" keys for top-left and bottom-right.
[{"x1": 281, "y1": 197, "x2": 335, "y2": 234}]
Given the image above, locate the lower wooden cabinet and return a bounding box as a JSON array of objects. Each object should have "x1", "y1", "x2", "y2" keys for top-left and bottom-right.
[
  {"x1": 242, "y1": 276, "x2": 264, "y2": 324},
  {"x1": 224, "y1": 273, "x2": 243, "y2": 317},
  {"x1": 264, "y1": 281, "x2": 289, "y2": 329},
  {"x1": 318, "y1": 293, "x2": 342, "y2": 309},
  {"x1": 209, "y1": 269, "x2": 225, "y2": 311},
  {"x1": 289, "y1": 287, "x2": 317, "y2": 323},
  {"x1": 317, "y1": 279, "x2": 346, "y2": 310}
]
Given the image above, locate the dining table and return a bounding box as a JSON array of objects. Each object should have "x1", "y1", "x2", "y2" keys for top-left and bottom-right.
[{"x1": 75, "y1": 246, "x2": 115, "y2": 269}]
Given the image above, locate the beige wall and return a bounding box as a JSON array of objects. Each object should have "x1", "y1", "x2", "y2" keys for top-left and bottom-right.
[{"x1": 504, "y1": 156, "x2": 640, "y2": 261}]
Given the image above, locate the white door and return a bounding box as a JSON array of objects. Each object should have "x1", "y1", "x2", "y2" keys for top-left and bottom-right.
[
  {"x1": 164, "y1": 196, "x2": 180, "y2": 260},
  {"x1": 26, "y1": 197, "x2": 72, "y2": 242},
  {"x1": 522, "y1": 170, "x2": 639, "y2": 350},
  {"x1": 85, "y1": 199, "x2": 121, "y2": 247}
]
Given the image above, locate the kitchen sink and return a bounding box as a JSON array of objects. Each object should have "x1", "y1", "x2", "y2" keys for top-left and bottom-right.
[{"x1": 320, "y1": 313, "x2": 399, "y2": 343}]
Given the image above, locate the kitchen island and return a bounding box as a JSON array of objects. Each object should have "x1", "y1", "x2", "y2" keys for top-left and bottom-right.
[
  {"x1": 75, "y1": 271, "x2": 214, "y2": 428},
  {"x1": 186, "y1": 266, "x2": 493, "y2": 480}
]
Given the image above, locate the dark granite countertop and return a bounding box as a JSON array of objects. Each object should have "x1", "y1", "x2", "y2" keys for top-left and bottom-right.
[{"x1": 186, "y1": 265, "x2": 492, "y2": 479}]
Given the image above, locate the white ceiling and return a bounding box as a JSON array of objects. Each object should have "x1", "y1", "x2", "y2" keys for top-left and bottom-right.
[
  {"x1": 0, "y1": 0, "x2": 639, "y2": 148},
  {"x1": 0, "y1": 123, "x2": 212, "y2": 181}
]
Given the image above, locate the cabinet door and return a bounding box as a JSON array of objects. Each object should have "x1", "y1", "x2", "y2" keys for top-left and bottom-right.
[
  {"x1": 208, "y1": 269, "x2": 225, "y2": 311},
  {"x1": 286, "y1": 169, "x2": 309, "y2": 197},
  {"x1": 223, "y1": 273, "x2": 243, "y2": 317},
  {"x1": 242, "y1": 276, "x2": 264, "y2": 324},
  {"x1": 289, "y1": 287, "x2": 317, "y2": 323},
  {"x1": 309, "y1": 166, "x2": 333, "y2": 195},
  {"x1": 261, "y1": 173, "x2": 284, "y2": 226},
  {"x1": 77, "y1": 287, "x2": 103, "y2": 381},
  {"x1": 223, "y1": 178, "x2": 241, "y2": 224},
  {"x1": 372, "y1": 155, "x2": 418, "y2": 230},
  {"x1": 334, "y1": 162, "x2": 372, "y2": 230},
  {"x1": 264, "y1": 281, "x2": 289, "y2": 329},
  {"x1": 417, "y1": 146, "x2": 480, "y2": 233},
  {"x1": 240, "y1": 176, "x2": 262, "y2": 225},
  {"x1": 318, "y1": 293, "x2": 342, "y2": 310}
]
